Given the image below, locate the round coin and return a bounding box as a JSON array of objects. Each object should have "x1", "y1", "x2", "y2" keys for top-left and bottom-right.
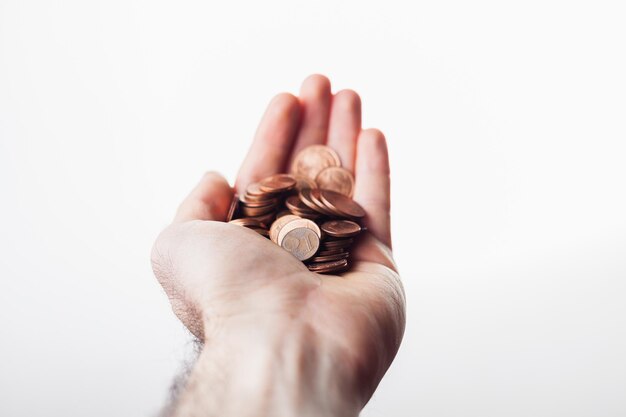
[
  {"x1": 316, "y1": 167, "x2": 354, "y2": 197},
  {"x1": 281, "y1": 227, "x2": 320, "y2": 261},
  {"x1": 269, "y1": 214, "x2": 301, "y2": 243},
  {"x1": 277, "y1": 218, "x2": 322, "y2": 246},
  {"x1": 245, "y1": 182, "x2": 265, "y2": 196},
  {"x1": 294, "y1": 175, "x2": 318, "y2": 191},
  {"x1": 307, "y1": 258, "x2": 349, "y2": 274},
  {"x1": 320, "y1": 220, "x2": 362, "y2": 238},
  {"x1": 319, "y1": 190, "x2": 366, "y2": 219},
  {"x1": 259, "y1": 174, "x2": 296, "y2": 193},
  {"x1": 291, "y1": 145, "x2": 341, "y2": 180},
  {"x1": 285, "y1": 195, "x2": 317, "y2": 214},
  {"x1": 310, "y1": 188, "x2": 335, "y2": 216},
  {"x1": 298, "y1": 188, "x2": 330, "y2": 215}
]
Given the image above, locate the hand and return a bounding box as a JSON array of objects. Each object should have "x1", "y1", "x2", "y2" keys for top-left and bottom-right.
[{"x1": 151, "y1": 75, "x2": 406, "y2": 417}]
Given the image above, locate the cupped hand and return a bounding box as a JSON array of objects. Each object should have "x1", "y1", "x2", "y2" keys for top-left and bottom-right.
[{"x1": 151, "y1": 75, "x2": 406, "y2": 407}]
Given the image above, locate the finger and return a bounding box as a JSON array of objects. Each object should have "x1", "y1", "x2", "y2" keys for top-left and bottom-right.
[
  {"x1": 352, "y1": 129, "x2": 392, "y2": 248},
  {"x1": 235, "y1": 93, "x2": 301, "y2": 194},
  {"x1": 288, "y1": 74, "x2": 332, "y2": 163},
  {"x1": 326, "y1": 89, "x2": 361, "y2": 172},
  {"x1": 173, "y1": 171, "x2": 233, "y2": 223}
]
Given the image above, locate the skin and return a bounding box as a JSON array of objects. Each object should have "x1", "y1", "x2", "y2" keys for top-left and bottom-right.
[{"x1": 151, "y1": 75, "x2": 406, "y2": 417}]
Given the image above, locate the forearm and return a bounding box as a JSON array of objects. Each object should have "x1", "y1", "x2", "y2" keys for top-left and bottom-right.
[{"x1": 172, "y1": 317, "x2": 363, "y2": 417}]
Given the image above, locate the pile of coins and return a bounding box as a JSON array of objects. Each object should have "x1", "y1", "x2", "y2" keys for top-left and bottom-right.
[{"x1": 227, "y1": 145, "x2": 366, "y2": 274}]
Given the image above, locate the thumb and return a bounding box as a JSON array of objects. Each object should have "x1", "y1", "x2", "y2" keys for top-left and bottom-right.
[{"x1": 173, "y1": 171, "x2": 234, "y2": 223}]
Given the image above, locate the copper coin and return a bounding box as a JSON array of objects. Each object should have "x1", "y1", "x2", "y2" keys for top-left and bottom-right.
[
  {"x1": 245, "y1": 182, "x2": 266, "y2": 196},
  {"x1": 241, "y1": 204, "x2": 275, "y2": 217},
  {"x1": 229, "y1": 218, "x2": 266, "y2": 228},
  {"x1": 277, "y1": 218, "x2": 322, "y2": 246},
  {"x1": 294, "y1": 175, "x2": 318, "y2": 191},
  {"x1": 259, "y1": 174, "x2": 296, "y2": 193},
  {"x1": 285, "y1": 195, "x2": 316, "y2": 214},
  {"x1": 242, "y1": 192, "x2": 276, "y2": 203},
  {"x1": 298, "y1": 188, "x2": 329, "y2": 215},
  {"x1": 240, "y1": 197, "x2": 278, "y2": 208},
  {"x1": 269, "y1": 214, "x2": 301, "y2": 243},
  {"x1": 310, "y1": 188, "x2": 335, "y2": 216},
  {"x1": 316, "y1": 167, "x2": 354, "y2": 197},
  {"x1": 308, "y1": 251, "x2": 350, "y2": 263},
  {"x1": 291, "y1": 145, "x2": 341, "y2": 180},
  {"x1": 320, "y1": 220, "x2": 362, "y2": 238},
  {"x1": 226, "y1": 193, "x2": 240, "y2": 222},
  {"x1": 307, "y1": 259, "x2": 349, "y2": 274},
  {"x1": 288, "y1": 210, "x2": 320, "y2": 221},
  {"x1": 319, "y1": 190, "x2": 365, "y2": 219},
  {"x1": 280, "y1": 227, "x2": 320, "y2": 261}
]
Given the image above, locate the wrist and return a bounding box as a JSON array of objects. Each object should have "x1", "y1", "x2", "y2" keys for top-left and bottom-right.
[{"x1": 174, "y1": 314, "x2": 362, "y2": 417}]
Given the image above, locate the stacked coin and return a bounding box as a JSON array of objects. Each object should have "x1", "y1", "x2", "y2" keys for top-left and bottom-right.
[{"x1": 227, "y1": 145, "x2": 365, "y2": 274}]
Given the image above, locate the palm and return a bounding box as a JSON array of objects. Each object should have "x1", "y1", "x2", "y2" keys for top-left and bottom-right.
[{"x1": 152, "y1": 75, "x2": 405, "y2": 399}]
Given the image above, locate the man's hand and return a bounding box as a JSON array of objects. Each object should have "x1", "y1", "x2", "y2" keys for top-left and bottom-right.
[{"x1": 151, "y1": 75, "x2": 406, "y2": 417}]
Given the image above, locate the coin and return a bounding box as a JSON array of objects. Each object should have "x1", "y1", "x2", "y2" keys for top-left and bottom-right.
[
  {"x1": 298, "y1": 188, "x2": 329, "y2": 215},
  {"x1": 291, "y1": 145, "x2": 341, "y2": 180},
  {"x1": 245, "y1": 182, "x2": 266, "y2": 196},
  {"x1": 277, "y1": 218, "x2": 322, "y2": 246},
  {"x1": 320, "y1": 220, "x2": 362, "y2": 238},
  {"x1": 259, "y1": 174, "x2": 296, "y2": 193},
  {"x1": 294, "y1": 175, "x2": 318, "y2": 191},
  {"x1": 226, "y1": 193, "x2": 240, "y2": 222},
  {"x1": 281, "y1": 227, "x2": 320, "y2": 261},
  {"x1": 269, "y1": 214, "x2": 301, "y2": 243},
  {"x1": 308, "y1": 251, "x2": 349, "y2": 263},
  {"x1": 239, "y1": 197, "x2": 278, "y2": 208},
  {"x1": 241, "y1": 204, "x2": 275, "y2": 217},
  {"x1": 310, "y1": 188, "x2": 335, "y2": 216},
  {"x1": 319, "y1": 190, "x2": 365, "y2": 219},
  {"x1": 316, "y1": 167, "x2": 354, "y2": 197},
  {"x1": 307, "y1": 258, "x2": 349, "y2": 274},
  {"x1": 285, "y1": 195, "x2": 316, "y2": 214},
  {"x1": 229, "y1": 218, "x2": 266, "y2": 228}
]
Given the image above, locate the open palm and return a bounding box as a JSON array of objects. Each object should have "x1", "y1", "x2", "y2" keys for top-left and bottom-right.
[{"x1": 152, "y1": 75, "x2": 406, "y2": 405}]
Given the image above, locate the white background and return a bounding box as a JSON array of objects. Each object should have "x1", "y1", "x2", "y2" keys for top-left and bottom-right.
[{"x1": 1, "y1": 1, "x2": 625, "y2": 416}]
